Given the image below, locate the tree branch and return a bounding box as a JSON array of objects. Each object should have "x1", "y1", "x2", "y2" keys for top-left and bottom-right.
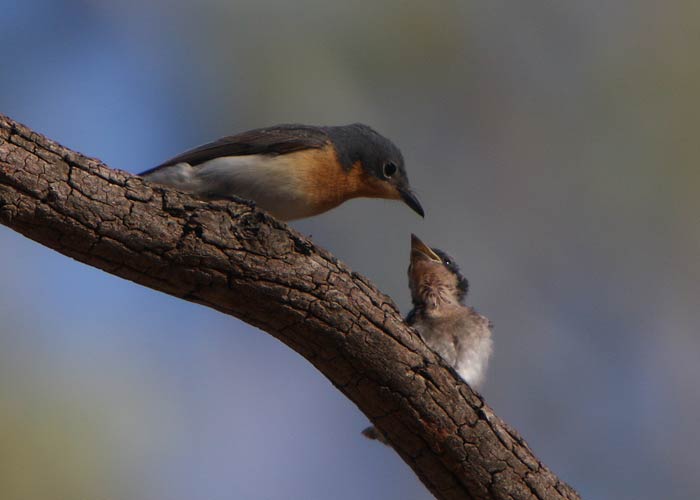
[{"x1": 0, "y1": 113, "x2": 580, "y2": 500}]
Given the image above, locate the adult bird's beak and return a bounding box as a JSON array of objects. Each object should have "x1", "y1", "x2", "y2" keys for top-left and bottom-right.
[
  {"x1": 399, "y1": 188, "x2": 425, "y2": 217},
  {"x1": 411, "y1": 234, "x2": 441, "y2": 262}
]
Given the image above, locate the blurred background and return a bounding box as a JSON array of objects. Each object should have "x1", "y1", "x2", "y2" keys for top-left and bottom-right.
[{"x1": 1, "y1": 1, "x2": 698, "y2": 499}]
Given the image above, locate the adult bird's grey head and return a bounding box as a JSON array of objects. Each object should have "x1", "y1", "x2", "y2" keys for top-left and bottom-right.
[{"x1": 139, "y1": 123, "x2": 423, "y2": 221}]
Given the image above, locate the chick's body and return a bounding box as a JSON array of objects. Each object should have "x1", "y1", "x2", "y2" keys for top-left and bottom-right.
[
  {"x1": 409, "y1": 302, "x2": 492, "y2": 388},
  {"x1": 406, "y1": 242, "x2": 492, "y2": 388},
  {"x1": 363, "y1": 235, "x2": 493, "y2": 445}
]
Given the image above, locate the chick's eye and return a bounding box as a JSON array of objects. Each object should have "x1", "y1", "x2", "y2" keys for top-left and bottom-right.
[{"x1": 383, "y1": 162, "x2": 397, "y2": 178}]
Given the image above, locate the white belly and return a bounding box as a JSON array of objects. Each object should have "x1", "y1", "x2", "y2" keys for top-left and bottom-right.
[
  {"x1": 144, "y1": 155, "x2": 315, "y2": 220},
  {"x1": 413, "y1": 309, "x2": 493, "y2": 388}
]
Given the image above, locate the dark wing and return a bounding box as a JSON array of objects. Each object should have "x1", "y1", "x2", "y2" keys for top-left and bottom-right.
[
  {"x1": 405, "y1": 307, "x2": 418, "y2": 325},
  {"x1": 141, "y1": 124, "x2": 330, "y2": 175}
]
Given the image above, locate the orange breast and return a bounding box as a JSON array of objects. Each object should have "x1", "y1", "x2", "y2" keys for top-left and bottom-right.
[{"x1": 292, "y1": 145, "x2": 401, "y2": 215}]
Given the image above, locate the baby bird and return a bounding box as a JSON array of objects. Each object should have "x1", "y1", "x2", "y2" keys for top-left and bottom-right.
[
  {"x1": 363, "y1": 234, "x2": 493, "y2": 444},
  {"x1": 405, "y1": 234, "x2": 493, "y2": 386},
  {"x1": 140, "y1": 123, "x2": 423, "y2": 221}
]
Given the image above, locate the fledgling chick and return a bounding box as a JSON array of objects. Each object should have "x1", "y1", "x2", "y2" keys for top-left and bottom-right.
[
  {"x1": 363, "y1": 234, "x2": 493, "y2": 445},
  {"x1": 405, "y1": 234, "x2": 493, "y2": 386},
  {"x1": 140, "y1": 123, "x2": 424, "y2": 221}
]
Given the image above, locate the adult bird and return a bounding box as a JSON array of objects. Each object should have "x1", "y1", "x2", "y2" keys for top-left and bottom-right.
[{"x1": 140, "y1": 123, "x2": 424, "y2": 221}]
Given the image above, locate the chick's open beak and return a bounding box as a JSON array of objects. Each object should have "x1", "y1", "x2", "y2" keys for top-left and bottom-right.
[
  {"x1": 399, "y1": 188, "x2": 425, "y2": 217},
  {"x1": 410, "y1": 234, "x2": 441, "y2": 262}
]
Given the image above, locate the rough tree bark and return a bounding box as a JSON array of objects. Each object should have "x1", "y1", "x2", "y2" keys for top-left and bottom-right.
[{"x1": 0, "y1": 113, "x2": 580, "y2": 500}]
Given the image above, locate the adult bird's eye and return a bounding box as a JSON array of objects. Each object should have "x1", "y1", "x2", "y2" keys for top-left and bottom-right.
[{"x1": 383, "y1": 162, "x2": 397, "y2": 178}]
